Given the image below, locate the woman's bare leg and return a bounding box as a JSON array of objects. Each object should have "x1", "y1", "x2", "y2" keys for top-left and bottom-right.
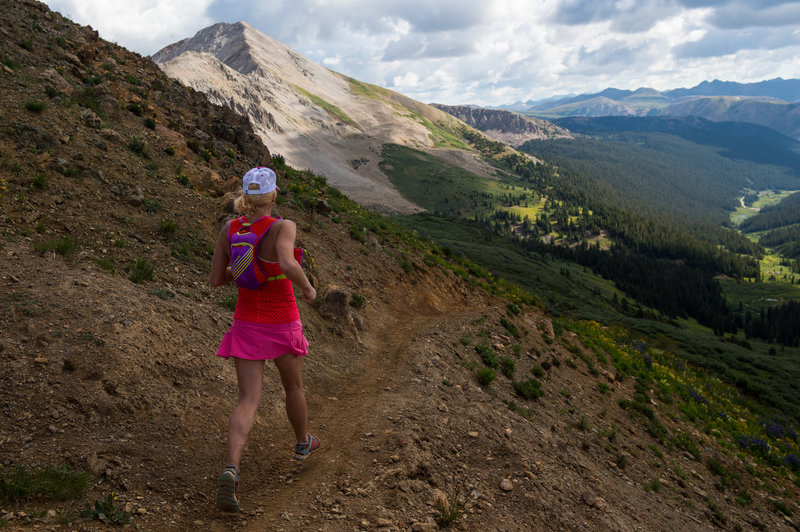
[
  {"x1": 273, "y1": 353, "x2": 307, "y2": 442},
  {"x1": 227, "y1": 358, "x2": 266, "y2": 468}
]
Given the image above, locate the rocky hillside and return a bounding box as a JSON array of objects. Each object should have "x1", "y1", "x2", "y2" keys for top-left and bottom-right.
[
  {"x1": 152, "y1": 22, "x2": 498, "y2": 215},
  {"x1": 1, "y1": 2, "x2": 798, "y2": 531},
  {"x1": 431, "y1": 104, "x2": 571, "y2": 147}
]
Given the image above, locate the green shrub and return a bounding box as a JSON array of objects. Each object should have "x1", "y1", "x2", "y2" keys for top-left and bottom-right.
[
  {"x1": 513, "y1": 378, "x2": 543, "y2": 399},
  {"x1": 707, "y1": 498, "x2": 726, "y2": 524},
  {"x1": 649, "y1": 445, "x2": 664, "y2": 460},
  {"x1": 771, "y1": 499, "x2": 792, "y2": 517},
  {"x1": 500, "y1": 317, "x2": 521, "y2": 338},
  {"x1": 398, "y1": 257, "x2": 413, "y2": 273},
  {"x1": 271, "y1": 153, "x2": 286, "y2": 167},
  {"x1": 160, "y1": 220, "x2": 178, "y2": 240},
  {"x1": 128, "y1": 258, "x2": 154, "y2": 283},
  {"x1": 0, "y1": 464, "x2": 89, "y2": 503},
  {"x1": 31, "y1": 173, "x2": 49, "y2": 188},
  {"x1": 25, "y1": 101, "x2": 46, "y2": 113},
  {"x1": 199, "y1": 148, "x2": 214, "y2": 162},
  {"x1": 643, "y1": 479, "x2": 662, "y2": 492},
  {"x1": 143, "y1": 198, "x2": 163, "y2": 213},
  {"x1": 599, "y1": 423, "x2": 618, "y2": 442},
  {"x1": 706, "y1": 458, "x2": 739, "y2": 486},
  {"x1": 95, "y1": 256, "x2": 116, "y2": 273},
  {"x1": 81, "y1": 493, "x2": 130, "y2": 525},
  {"x1": 127, "y1": 135, "x2": 146, "y2": 156},
  {"x1": 34, "y1": 236, "x2": 76, "y2": 260},
  {"x1": 125, "y1": 101, "x2": 144, "y2": 116},
  {"x1": 74, "y1": 87, "x2": 105, "y2": 118},
  {"x1": 350, "y1": 292, "x2": 365, "y2": 308},
  {"x1": 1, "y1": 56, "x2": 21, "y2": 70},
  {"x1": 505, "y1": 399, "x2": 534, "y2": 421},
  {"x1": 735, "y1": 489, "x2": 752, "y2": 507},
  {"x1": 176, "y1": 174, "x2": 193, "y2": 188},
  {"x1": 500, "y1": 356, "x2": 515, "y2": 378},
  {"x1": 475, "y1": 344, "x2": 499, "y2": 368},
  {"x1": 148, "y1": 288, "x2": 172, "y2": 300},
  {"x1": 476, "y1": 367, "x2": 496, "y2": 386}
]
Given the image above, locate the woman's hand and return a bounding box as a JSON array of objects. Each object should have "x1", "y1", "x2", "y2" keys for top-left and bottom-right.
[{"x1": 301, "y1": 285, "x2": 317, "y2": 303}]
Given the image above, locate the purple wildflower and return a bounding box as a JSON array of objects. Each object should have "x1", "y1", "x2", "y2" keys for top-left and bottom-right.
[
  {"x1": 762, "y1": 419, "x2": 798, "y2": 442},
  {"x1": 686, "y1": 386, "x2": 708, "y2": 405},
  {"x1": 737, "y1": 435, "x2": 770, "y2": 454}
]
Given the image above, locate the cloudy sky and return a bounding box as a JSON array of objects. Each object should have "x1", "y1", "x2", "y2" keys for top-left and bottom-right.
[{"x1": 43, "y1": 0, "x2": 800, "y2": 106}]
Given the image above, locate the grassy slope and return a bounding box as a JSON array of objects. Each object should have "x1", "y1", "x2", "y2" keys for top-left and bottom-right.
[
  {"x1": 519, "y1": 134, "x2": 800, "y2": 227},
  {"x1": 383, "y1": 142, "x2": 800, "y2": 423}
]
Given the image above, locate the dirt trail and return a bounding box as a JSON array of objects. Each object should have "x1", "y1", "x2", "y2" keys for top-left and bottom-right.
[{"x1": 187, "y1": 301, "x2": 474, "y2": 531}]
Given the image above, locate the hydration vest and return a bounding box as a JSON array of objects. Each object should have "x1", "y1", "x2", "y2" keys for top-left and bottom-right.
[{"x1": 228, "y1": 216, "x2": 304, "y2": 290}]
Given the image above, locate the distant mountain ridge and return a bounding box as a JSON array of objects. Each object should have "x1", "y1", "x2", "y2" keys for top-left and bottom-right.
[
  {"x1": 665, "y1": 78, "x2": 800, "y2": 101},
  {"x1": 507, "y1": 78, "x2": 800, "y2": 139},
  {"x1": 522, "y1": 78, "x2": 800, "y2": 111},
  {"x1": 660, "y1": 98, "x2": 800, "y2": 139},
  {"x1": 153, "y1": 22, "x2": 499, "y2": 214}
]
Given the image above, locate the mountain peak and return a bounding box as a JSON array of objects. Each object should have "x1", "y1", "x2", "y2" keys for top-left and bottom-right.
[
  {"x1": 152, "y1": 21, "x2": 265, "y2": 74},
  {"x1": 154, "y1": 20, "x2": 486, "y2": 213}
]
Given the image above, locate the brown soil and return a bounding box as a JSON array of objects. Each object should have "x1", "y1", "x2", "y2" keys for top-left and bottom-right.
[{"x1": 0, "y1": 2, "x2": 797, "y2": 531}]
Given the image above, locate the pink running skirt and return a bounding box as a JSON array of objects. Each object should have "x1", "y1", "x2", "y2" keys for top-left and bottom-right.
[{"x1": 216, "y1": 319, "x2": 309, "y2": 360}]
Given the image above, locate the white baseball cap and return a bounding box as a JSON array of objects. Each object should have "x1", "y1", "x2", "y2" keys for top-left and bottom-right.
[{"x1": 242, "y1": 167, "x2": 279, "y2": 195}]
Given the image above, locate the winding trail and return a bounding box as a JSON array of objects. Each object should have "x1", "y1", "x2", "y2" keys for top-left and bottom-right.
[{"x1": 191, "y1": 300, "x2": 472, "y2": 530}]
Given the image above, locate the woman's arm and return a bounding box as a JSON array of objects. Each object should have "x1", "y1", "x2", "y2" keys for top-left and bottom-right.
[
  {"x1": 210, "y1": 221, "x2": 234, "y2": 287},
  {"x1": 274, "y1": 220, "x2": 316, "y2": 302}
]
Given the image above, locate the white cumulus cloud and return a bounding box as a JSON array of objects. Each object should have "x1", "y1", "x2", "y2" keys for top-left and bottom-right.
[
  {"x1": 43, "y1": 0, "x2": 215, "y2": 56},
  {"x1": 40, "y1": 0, "x2": 800, "y2": 106}
]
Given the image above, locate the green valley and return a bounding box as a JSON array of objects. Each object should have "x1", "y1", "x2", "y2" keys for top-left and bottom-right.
[{"x1": 381, "y1": 115, "x2": 800, "y2": 424}]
